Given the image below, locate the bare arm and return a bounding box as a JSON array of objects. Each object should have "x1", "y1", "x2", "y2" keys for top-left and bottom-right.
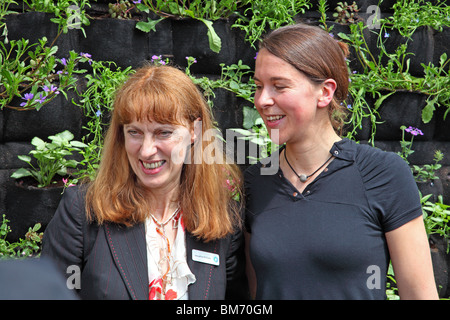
[{"x1": 386, "y1": 216, "x2": 439, "y2": 299}]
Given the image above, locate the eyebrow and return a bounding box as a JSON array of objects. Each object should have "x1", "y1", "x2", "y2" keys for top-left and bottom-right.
[{"x1": 253, "y1": 76, "x2": 292, "y2": 83}]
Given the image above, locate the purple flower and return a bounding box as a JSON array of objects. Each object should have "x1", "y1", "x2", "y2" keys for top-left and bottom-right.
[
  {"x1": 60, "y1": 58, "x2": 67, "y2": 66},
  {"x1": 384, "y1": 32, "x2": 390, "y2": 38},
  {"x1": 80, "y1": 52, "x2": 92, "y2": 59},
  {"x1": 80, "y1": 52, "x2": 93, "y2": 65},
  {"x1": 36, "y1": 93, "x2": 46, "y2": 104},
  {"x1": 95, "y1": 109, "x2": 102, "y2": 117},
  {"x1": 132, "y1": 0, "x2": 141, "y2": 3},
  {"x1": 43, "y1": 85, "x2": 60, "y2": 95},
  {"x1": 20, "y1": 93, "x2": 34, "y2": 106},
  {"x1": 405, "y1": 126, "x2": 424, "y2": 136},
  {"x1": 23, "y1": 93, "x2": 34, "y2": 100}
]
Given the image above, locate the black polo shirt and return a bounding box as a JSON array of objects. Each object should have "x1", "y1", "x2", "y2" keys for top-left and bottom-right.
[{"x1": 244, "y1": 138, "x2": 422, "y2": 300}]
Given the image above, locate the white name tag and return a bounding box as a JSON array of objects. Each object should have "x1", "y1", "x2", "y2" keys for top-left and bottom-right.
[{"x1": 192, "y1": 249, "x2": 220, "y2": 266}]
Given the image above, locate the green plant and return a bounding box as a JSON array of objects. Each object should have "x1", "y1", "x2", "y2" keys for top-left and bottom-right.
[
  {"x1": 333, "y1": 1, "x2": 360, "y2": 24},
  {"x1": 0, "y1": 214, "x2": 43, "y2": 258},
  {"x1": 413, "y1": 150, "x2": 443, "y2": 182},
  {"x1": 384, "y1": 0, "x2": 450, "y2": 38},
  {"x1": 72, "y1": 59, "x2": 134, "y2": 182},
  {"x1": 11, "y1": 130, "x2": 87, "y2": 187},
  {"x1": 339, "y1": 20, "x2": 450, "y2": 142},
  {"x1": 0, "y1": 41, "x2": 90, "y2": 110},
  {"x1": 422, "y1": 195, "x2": 450, "y2": 246},
  {"x1": 232, "y1": 0, "x2": 311, "y2": 48},
  {"x1": 397, "y1": 125, "x2": 444, "y2": 183},
  {"x1": 22, "y1": 0, "x2": 92, "y2": 36},
  {"x1": 386, "y1": 262, "x2": 399, "y2": 300},
  {"x1": 136, "y1": 0, "x2": 243, "y2": 53},
  {"x1": 108, "y1": 0, "x2": 135, "y2": 19},
  {"x1": 0, "y1": 0, "x2": 17, "y2": 42},
  {"x1": 397, "y1": 125, "x2": 423, "y2": 162},
  {"x1": 229, "y1": 106, "x2": 276, "y2": 163},
  {"x1": 185, "y1": 56, "x2": 255, "y2": 108}
]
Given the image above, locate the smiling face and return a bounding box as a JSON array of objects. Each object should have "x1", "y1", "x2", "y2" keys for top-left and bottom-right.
[
  {"x1": 254, "y1": 48, "x2": 331, "y2": 145},
  {"x1": 124, "y1": 120, "x2": 194, "y2": 195}
]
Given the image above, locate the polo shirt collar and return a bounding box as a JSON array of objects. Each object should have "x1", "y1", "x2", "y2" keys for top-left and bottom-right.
[{"x1": 330, "y1": 138, "x2": 356, "y2": 162}]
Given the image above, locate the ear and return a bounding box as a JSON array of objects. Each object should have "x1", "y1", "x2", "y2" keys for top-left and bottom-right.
[{"x1": 317, "y1": 79, "x2": 337, "y2": 108}]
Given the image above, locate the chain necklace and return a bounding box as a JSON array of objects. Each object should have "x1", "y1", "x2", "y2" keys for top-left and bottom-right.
[
  {"x1": 149, "y1": 206, "x2": 181, "y2": 231},
  {"x1": 284, "y1": 148, "x2": 333, "y2": 183}
]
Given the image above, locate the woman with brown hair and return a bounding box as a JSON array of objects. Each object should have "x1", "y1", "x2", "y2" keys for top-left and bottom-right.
[
  {"x1": 244, "y1": 23, "x2": 438, "y2": 299},
  {"x1": 42, "y1": 64, "x2": 248, "y2": 300}
]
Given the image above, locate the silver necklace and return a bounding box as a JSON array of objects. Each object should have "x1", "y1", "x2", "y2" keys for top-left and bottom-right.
[
  {"x1": 284, "y1": 148, "x2": 333, "y2": 183},
  {"x1": 150, "y1": 206, "x2": 181, "y2": 230}
]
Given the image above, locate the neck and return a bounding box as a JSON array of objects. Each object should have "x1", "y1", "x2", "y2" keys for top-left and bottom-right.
[
  {"x1": 146, "y1": 187, "x2": 180, "y2": 222},
  {"x1": 283, "y1": 129, "x2": 341, "y2": 175}
]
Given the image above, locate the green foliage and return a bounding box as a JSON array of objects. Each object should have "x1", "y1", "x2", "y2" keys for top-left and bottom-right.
[
  {"x1": 136, "y1": 0, "x2": 244, "y2": 53},
  {"x1": 0, "y1": 214, "x2": 43, "y2": 258},
  {"x1": 386, "y1": 0, "x2": 450, "y2": 38},
  {"x1": 0, "y1": 40, "x2": 89, "y2": 110},
  {"x1": 422, "y1": 195, "x2": 450, "y2": 245},
  {"x1": 72, "y1": 60, "x2": 134, "y2": 182},
  {"x1": 22, "y1": 0, "x2": 92, "y2": 35},
  {"x1": 232, "y1": 0, "x2": 311, "y2": 48},
  {"x1": 338, "y1": 21, "x2": 450, "y2": 143},
  {"x1": 11, "y1": 130, "x2": 87, "y2": 187},
  {"x1": 333, "y1": 1, "x2": 360, "y2": 24}
]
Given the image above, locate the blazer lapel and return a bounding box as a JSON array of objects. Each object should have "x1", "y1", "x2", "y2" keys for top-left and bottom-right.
[
  {"x1": 104, "y1": 222, "x2": 149, "y2": 300},
  {"x1": 186, "y1": 233, "x2": 220, "y2": 300}
]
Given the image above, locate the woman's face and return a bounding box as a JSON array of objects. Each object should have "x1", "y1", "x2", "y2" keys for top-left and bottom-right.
[
  {"x1": 124, "y1": 119, "x2": 194, "y2": 194},
  {"x1": 254, "y1": 48, "x2": 329, "y2": 145}
]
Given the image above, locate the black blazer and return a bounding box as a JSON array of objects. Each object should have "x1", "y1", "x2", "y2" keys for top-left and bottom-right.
[{"x1": 41, "y1": 186, "x2": 248, "y2": 300}]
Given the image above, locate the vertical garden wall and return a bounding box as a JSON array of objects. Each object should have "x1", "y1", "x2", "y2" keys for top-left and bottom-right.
[{"x1": 0, "y1": 0, "x2": 450, "y2": 298}]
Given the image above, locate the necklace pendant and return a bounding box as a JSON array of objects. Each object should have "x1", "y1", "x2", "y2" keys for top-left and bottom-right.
[{"x1": 299, "y1": 174, "x2": 308, "y2": 182}]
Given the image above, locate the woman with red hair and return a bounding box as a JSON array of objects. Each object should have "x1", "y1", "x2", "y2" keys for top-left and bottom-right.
[{"x1": 42, "y1": 64, "x2": 248, "y2": 300}]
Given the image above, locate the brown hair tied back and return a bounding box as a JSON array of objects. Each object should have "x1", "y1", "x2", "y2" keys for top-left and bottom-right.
[{"x1": 260, "y1": 24, "x2": 350, "y2": 135}]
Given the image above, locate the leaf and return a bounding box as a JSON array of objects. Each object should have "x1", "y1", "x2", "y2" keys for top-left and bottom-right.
[
  {"x1": 440, "y1": 53, "x2": 447, "y2": 67},
  {"x1": 198, "y1": 18, "x2": 221, "y2": 53},
  {"x1": 17, "y1": 155, "x2": 31, "y2": 163},
  {"x1": 31, "y1": 137, "x2": 46, "y2": 150},
  {"x1": 70, "y1": 141, "x2": 88, "y2": 148},
  {"x1": 242, "y1": 106, "x2": 262, "y2": 129},
  {"x1": 374, "y1": 91, "x2": 395, "y2": 109},
  {"x1": 136, "y1": 17, "x2": 165, "y2": 33},
  {"x1": 11, "y1": 168, "x2": 32, "y2": 179},
  {"x1": 422, "y1": 96, "x2": 438, "y2": 123}
]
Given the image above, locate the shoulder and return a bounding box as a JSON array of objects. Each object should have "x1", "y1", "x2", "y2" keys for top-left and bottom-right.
[
  {"x1": 352, "y1": 141, "x2": 411, "y2": 180},
  {"x1": 46, "y1": 185, "x2": 89, "y2": 234}
]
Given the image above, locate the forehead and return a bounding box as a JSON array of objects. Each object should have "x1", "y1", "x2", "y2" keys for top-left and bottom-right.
[
  {"x1": 124, "y1": 119, "x2": 189, "y2": 130},
  {"x1": 254, "y1": 49, "x2": 303, "y2": 82}
]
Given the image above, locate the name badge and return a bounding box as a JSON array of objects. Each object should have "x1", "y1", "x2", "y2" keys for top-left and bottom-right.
[{"x1": 192, "y1": 249, "x2": 220, "y2": 266}]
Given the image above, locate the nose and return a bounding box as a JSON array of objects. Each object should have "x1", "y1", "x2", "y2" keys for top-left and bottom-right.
[
  {"x1": 140, "y1": 134, "x2": 158, "y2": 158},
  {"x1": 255, "y1": 87, "x2": 274, "y2": 110}
]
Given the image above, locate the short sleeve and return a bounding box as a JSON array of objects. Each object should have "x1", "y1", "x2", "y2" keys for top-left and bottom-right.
[{"x1": 359, "y1": 148, "x2": 423, "y2": 232}]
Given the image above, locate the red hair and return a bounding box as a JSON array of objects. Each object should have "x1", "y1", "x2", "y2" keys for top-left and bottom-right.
[{"x1": 85, "y1": 65, "x2": 242, "y2": 241}]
